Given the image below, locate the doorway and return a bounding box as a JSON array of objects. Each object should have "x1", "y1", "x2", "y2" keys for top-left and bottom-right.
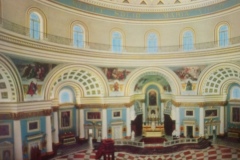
[
  {"x1": 187, "y1": 126, "x2": 193, "y2": 137},
  {"x1": 112, "y1": 126, "x2": 122, "y2": 139}
]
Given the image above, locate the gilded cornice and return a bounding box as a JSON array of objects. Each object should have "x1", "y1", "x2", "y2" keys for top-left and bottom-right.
[
  {"x1": 0, "y1": 109, "x2": 52, "y2": 120},
  {"x1": 171, "y1": 100, "x2": 227, "y2": 107},
  {"x1": 77, "y1": 101, "x2": 134, "y2": 109},
  {"x1": 228, "y1": 99, "x2": 240, "y2": 105}
]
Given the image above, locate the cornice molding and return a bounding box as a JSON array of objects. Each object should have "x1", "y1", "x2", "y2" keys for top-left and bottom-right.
[
  {"x1": 1, "y1": 31, "x2": 240, "y2": 67},
  {"x1": 172, "y1": 100, "x2": 227, "y2": 107},
  {"x1": 0, "y1": 109, "x2": 52, "y2": 120},
  {"x1": 0, "y1": 101, "x2": 52, "y2": 113}
]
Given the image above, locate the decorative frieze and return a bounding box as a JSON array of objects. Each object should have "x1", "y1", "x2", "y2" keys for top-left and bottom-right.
[{"x1": 0, "y1": 109, "x2": 52, "y2": 120}]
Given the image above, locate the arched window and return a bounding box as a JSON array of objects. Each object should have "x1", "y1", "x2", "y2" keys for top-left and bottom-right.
[
  {"x1": 73, "y1": 25, "x2": 84, "y2": 48},
  {"x1": 59, "y1": 89, "x2": 74, "y2": 104},
  {"x1": 183, "y1": 31, "x2": 194, "y2": 51},
  {"x1": 231, "y1": 87, "x2": 240, "y2": 99},
  {"x1": 219, "y1": 25, "x2": 229, "y2": 47},
  {"x1": 112, "y1": 32, "x2": 122, "y2": 53},
  {"x1": 147, "y1": 33, "x2": 158, "y2": 53},
  {"x1": 30, "y1": 13, "x2": 40, "y2": 40}
]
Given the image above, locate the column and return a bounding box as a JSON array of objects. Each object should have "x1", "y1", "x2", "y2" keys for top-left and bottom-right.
[
  {"x1": 220, "y1": 106, "x2": 224, "y2": 135},
  {"x1": 199, "y1": 107, "x2": 204, "y2": 137},
  {"x1": 79, "y1": 108, "x2": 85, "y2": 139},
  {"x1": 46, "y1": 115, "x2": 53, "y2": 153},
  {"x1": 161, "y1": 102, "x2": 164, "y2": 123},
  {"x1": 175, "y1": 107, "x2": 180, "y2": 136},
  {"x1": 53, "y1": 111, "x2": 59, "y2": 144},
  {"x1": 102, "y1": 108, "x2": 107, "y2": 139},
  {"x1": 126, "y1": 106, "x2": 131, "y2": 138},
  {"x1": 13, "y1": 120, "x2": 23, "y2": 160},
  {"x1": 142, "y1": 102, "x2": 146, "y2": 123}
]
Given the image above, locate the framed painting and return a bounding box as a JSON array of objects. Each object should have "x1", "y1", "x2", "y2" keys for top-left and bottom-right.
[
  {"x1": 205, "y1": 109, "x2": 218, "y2": 118},
  {"x1": 112, "y1": 110, "x2": 122, "y2": 118},
  {"x1": 86, "y1": 111, "x2": 101, "y2": 120},
  {"x1": 231, "y1": 107, "x2": 240, "y2": 123},
  {"x1": 185, "y1": 110, "x2": 194, "y2": 117},
  {"x1": 27, "y1": 120, "x2": 40, "y2": 132},
  {"x1": 0, "y1": 123, "x2": 11, "y2": 138},
  {"x1": 60, "y1": 110, "x2": 72, "y2": 128}
]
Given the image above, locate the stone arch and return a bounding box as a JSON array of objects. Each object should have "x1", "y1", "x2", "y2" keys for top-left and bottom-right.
[
  {"x1": 43, "y1": 64, "x2": 109, "y2": 100},
  {"x1": 124, "y1": 67, "x2": 181, "y2": 96},
  {"x1": 0, "y1": 54, "x2": 23, "y2": 102},
  {"x1": 198, "y1": 63, "x2": 240, "y2": 95}
]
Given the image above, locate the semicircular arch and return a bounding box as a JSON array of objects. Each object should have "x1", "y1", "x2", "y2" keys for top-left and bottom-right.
[
  {"x1": 198, "y1": 62, "x2": 240, "y2": 95},
  {"x1": 43, "y1": 64, "x2": 109, "y2": 100},
  {"x1": 124, "y1": 67, "x2": 181, "y2": 96},
  {"x1": 0, "y1": 54, "x2": 23, "y2": 102}
]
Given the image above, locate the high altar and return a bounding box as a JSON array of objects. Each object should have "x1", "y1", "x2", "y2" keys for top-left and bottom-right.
[
  {"x1": 142, "y1": 90, "x2": 165, "y2": 137},
  {"x1": 142, "y1": 121, "x2": 165, "y2": 137}
]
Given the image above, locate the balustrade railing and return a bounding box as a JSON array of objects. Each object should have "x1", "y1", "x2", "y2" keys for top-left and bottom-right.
[
  {"x1": 163, "y1": 137, "x2": 202, "y2": 147},
  {"x1": 114, "y1": 139, "x2": 145, "y2": 148},
  {"x1": 1, "y1": 17, "x2": 240, "y2": 54},
  {"x1": 114, "y1": 137, "x2": 203, "y2": 148}
]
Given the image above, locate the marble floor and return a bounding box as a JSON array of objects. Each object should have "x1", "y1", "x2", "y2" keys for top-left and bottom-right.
[{"x1": 51, "y1": 136, "x2": 240, "y2": 160}]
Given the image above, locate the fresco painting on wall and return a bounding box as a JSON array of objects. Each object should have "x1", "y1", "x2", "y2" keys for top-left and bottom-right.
[
  {"x1": 12, "y1": 58, "x2": 56, "y2": 97},
  {"x1": 102, "y1": 68, "x2": 131, "y2": 81},
  {"x1": 110, "y1": 81, "x2": 124, "y2": 92},
  {"x1": 12, "y1": 58, "x2": 56, "y2": 81},
  {"x1": 171, "y1": 66, "x2": 206, "y2": 81},
  {"x1": 23, "y1": 80, "x2": 42, "y2": 96},
  {"x1": 134, "y1": 76, "x2": 171, "y2": 93}
]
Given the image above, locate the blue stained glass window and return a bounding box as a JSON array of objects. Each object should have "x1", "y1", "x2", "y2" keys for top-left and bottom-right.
[
  {"x1": 30, "y1": 13, "x2": 40, "y2": 40},
  {"x1": 73, "y1": 25, "x2": 84, "y2": 48}
]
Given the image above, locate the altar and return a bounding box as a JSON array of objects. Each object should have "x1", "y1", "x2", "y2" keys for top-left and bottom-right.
[
  {"x1": 145, "y1": 131, "x2": 162, "y2": 137},
  {"x1": 142, "y1": 122, "x2": 165, "y2": 137}
]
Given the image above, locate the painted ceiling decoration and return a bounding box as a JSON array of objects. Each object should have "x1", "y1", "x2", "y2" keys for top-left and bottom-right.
[
  {"x1": 101, "y1": 67, "x2": 132, "y2": 82},
  {"x1": 134, "y1": 75, "x2": 171, "y2": 93},
  {"x1": 51, "y1": 0, "x2": 239, "y2": 20},
  {"x1": 12, "y1": 58, "x2": 57, "y2": 82},
  {"x1": 11, "y1": 58, "x2": 57, "y2": 98},
  {"x1": 170, "y1": 65, "x2": 206, "y2": 81}
]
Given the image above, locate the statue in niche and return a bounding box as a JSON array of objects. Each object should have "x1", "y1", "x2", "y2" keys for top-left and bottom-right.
[
  {"x1": 131, "y1": 131, "x2": 135, "y2": 141},
  {"x1": 149, "y1": 91, "x2": 157, "y2": 106},
  {"x1": 151, "y1": 110, "x2": 156, "y2": 118},
  {"x1": 186, "y1": 80, "x2": 192, "y2": 91}
]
